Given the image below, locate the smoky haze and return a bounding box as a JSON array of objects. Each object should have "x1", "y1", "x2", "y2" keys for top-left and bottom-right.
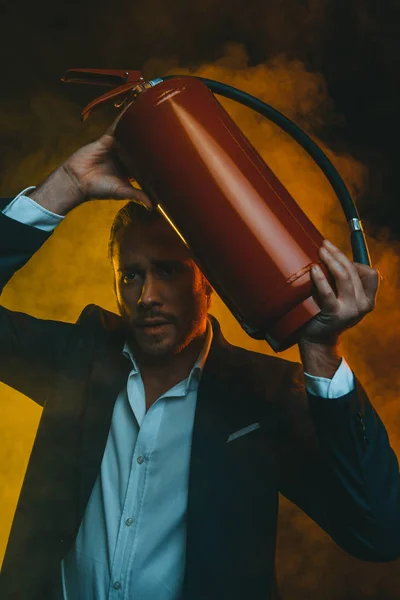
[{"x1": 1, "y1": 2, "x2": 400, "y2": 599}]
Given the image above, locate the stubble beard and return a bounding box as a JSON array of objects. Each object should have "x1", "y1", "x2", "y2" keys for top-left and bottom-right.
[{"x1": 117, "y1": 299, "x2": 208, "y2": 361}]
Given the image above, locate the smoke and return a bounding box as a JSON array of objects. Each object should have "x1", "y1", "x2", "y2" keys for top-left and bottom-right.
[{"x1": 1, "y1": 43, "x2": 400, "y2": 598}]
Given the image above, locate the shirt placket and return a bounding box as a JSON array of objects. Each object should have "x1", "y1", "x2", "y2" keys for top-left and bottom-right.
[{"x1": 108, "y1": 375, "x2": 166, "y2": 599}]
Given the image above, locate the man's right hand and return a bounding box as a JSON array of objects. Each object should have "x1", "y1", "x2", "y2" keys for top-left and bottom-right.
[{"x1": 30, "y1": 134, "x2": 152, "y2": 216}]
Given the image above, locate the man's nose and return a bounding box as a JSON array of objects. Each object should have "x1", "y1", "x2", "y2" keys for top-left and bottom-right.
[{"x1": 138, "y1": 275, "x2": 163, "y2": 308}]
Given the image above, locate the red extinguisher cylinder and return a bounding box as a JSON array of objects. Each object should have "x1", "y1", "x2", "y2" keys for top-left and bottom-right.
[{"x1": 114, "y1": 76, "x2": 327, "y2": 351}]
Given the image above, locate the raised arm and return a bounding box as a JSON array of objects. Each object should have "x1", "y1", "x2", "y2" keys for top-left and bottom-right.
[
  {"x1": 277, "y1": 241, "x2": 400, "y2": 562},
  {"x1": 0, "y1": 134, "x2": 151, "y2": 404}
]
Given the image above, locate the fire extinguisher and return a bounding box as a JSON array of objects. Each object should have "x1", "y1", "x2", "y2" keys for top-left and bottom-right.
[{"x1": 62, "y1": 68, "x2": 371, "y2": 351}]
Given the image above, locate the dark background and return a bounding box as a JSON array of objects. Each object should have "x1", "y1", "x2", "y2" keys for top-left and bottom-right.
[
  {"x1": 1, "y1": 0, "x2": 400, "y2": 238},
  {"x1": 1, "y1": 1, "x2": 400, "y2": 599}
]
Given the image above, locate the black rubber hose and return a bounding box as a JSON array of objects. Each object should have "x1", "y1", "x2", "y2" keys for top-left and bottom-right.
[{"x1": 161, "y1": 75, "x2": 371, "y2": 266}]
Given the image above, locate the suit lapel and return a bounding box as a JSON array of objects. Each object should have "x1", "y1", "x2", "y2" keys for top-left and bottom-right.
[
  {"x1": 183, "y1": 318, "x2": 283, "y2": 599},
  {"x1": 77, "y1": 314, "x2": 131, "y2": 525},
  {"x1": 74, "y1": 310, "x2": 282, "y2": 598}
]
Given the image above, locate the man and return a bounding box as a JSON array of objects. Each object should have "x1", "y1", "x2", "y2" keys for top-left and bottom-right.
[{"x1": 0, "y1": 134, "x2": 399, "y2": 600}]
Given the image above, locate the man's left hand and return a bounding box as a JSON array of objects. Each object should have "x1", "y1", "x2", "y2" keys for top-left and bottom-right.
[{"x1": 299, "y1": 239, "x2": 380, "y2": 345}]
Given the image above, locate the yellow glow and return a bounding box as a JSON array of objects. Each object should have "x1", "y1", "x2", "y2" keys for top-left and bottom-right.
[
  {"x1": 2, "y1": 49, "x2": 399, "y2": 588},
  {"x1": 156, "y1": 204, "x2": 190, "y2": 248}
]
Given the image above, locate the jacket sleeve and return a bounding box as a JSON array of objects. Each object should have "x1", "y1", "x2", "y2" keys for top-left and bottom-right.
[
  {"x1": 277, "y1": 361, "x2": 400, "y2": 562},
  {"x1": 0, "y1": 201, "x2": 75, "y2": 405}
]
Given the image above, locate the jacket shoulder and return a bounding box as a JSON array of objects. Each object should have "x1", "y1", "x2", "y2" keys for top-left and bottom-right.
[{"x1": 76, "y1": 303, "x2": 124, "y2": 334}]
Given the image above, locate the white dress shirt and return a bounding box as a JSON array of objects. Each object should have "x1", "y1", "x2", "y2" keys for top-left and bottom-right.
[
  {"x1": 60, "y1": 327, "x2": 213, "y2": 600},
  {"x1": 2, "y1": 191, "x2": 355, "y2": 599}
]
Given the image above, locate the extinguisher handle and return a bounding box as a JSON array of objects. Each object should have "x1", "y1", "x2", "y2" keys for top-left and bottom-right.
[
  {"x1": 350, "y1": 229, "x2": 371, "y2": 266},
  {"x1": 62, "y1": 69, "x2": 146, "y2": 121},
  {"x1": 61, "y1": 68, "x2": 144, "y2": 87}
]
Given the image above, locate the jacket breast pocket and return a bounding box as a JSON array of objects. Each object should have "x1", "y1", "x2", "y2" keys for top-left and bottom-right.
[
  {"x1": 217, "y1": 418, "x2": 279, "y2": 563},
  {"x1": 223, "y1": 419, "x2": 278, "y2": 485},
  {"x1": 226, "y1": 422, "x2": 261, "y2": 443}
]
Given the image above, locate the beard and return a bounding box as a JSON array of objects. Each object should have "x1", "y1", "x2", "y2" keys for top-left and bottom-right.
[{"x1": 116, "y1": 297, "x2": 209, "y2": 362}]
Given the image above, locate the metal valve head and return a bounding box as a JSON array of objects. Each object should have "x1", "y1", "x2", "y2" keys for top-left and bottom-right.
[{"x1": 62, "y1": 68, "x2": 146, "y2": 121}]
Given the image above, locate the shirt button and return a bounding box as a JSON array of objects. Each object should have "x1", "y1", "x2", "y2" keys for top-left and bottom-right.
[
  {"x1": 113, "y1": 581, "x2": 121, "y2": 590},
  {"x1": 137, "y1": 456, "x2": 145, "y2": 464},
  {"x1": 125, "y1": 517, "x2": 134, "y2": 526}
]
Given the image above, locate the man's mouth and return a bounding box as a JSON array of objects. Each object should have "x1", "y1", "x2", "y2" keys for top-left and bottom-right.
[{"x1": 135, "y1": 319, "x2": 173, "y2": 332}]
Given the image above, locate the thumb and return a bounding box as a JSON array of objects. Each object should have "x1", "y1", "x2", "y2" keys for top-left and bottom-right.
[
  {"x1": 97, "y1": 133, "x2": 117, "y2": 151},
  {"x1": 112, "y1": 179, "x2": 154, "y2": 209},
  {"x1": 354, "y1": 262, "x2": 380, "y2": 303}
]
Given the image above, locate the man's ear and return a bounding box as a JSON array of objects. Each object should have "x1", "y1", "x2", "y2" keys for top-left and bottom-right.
[
  {"x1": 205, "y1": 283, "x2": 213, "y2": 296},
  {"x1": 112, "y1": 273, "x2": 118, "y2": 298},
  {"x1": 201, "y1": 273, "x2": 213, "y2": 298},
  {"x1": 205, "y1": 282, "x2": 213, "y2": 309}
]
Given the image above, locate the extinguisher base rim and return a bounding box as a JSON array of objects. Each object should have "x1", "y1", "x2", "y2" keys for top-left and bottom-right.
[
  {"x1": 240, "y1": 295, "x2": 321, "y2": 352},
  {"x1": 268, "y1": 295, "x2": 321, "y2": 352}
]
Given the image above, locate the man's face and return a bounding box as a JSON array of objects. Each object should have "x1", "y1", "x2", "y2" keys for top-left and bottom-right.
[{"x1": 112, "y1": 217, "x2": 210, "y2": 359}]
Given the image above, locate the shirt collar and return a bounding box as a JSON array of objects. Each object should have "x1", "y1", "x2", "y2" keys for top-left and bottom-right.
[
  {"x1": 122, "y1": 317, "x2": 213, "y2": 392},
  {"x1": 187, "y1": 317, "x2": 213, "y2": 388}
]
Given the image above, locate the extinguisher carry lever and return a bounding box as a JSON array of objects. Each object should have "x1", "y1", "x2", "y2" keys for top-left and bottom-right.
[{"x1": 62, "y1": 68, "x2": 146, "y2": 121}]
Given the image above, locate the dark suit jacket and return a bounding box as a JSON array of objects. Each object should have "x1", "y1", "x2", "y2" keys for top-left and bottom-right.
[{"x1": 1, "y1": 200, "x2": 400, "y2": 600}]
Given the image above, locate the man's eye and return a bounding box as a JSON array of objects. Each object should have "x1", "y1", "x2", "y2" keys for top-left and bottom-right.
[{"x1": 122, "y1": 273, "x2": 138, "y2": 284}]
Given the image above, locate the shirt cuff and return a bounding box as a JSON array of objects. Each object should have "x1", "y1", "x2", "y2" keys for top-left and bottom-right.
[
  {"x1": 2, "y1": 187, "x2": 64, "y2": 232},
  {"x1": 304, "y1": 358, "x2": 355, "y2": 398}
]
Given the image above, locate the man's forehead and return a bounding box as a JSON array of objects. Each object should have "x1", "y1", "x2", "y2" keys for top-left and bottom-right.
[{"x1": 116, "y1": 220, "x2": 190, "y2": 262}]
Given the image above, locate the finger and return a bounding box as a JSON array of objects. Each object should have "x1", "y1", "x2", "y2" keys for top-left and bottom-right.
[
  {"x1": 128, "y1": 187, "x2": 154, "y2": 210},
  {"x1": 108, "y1": 178, "x2": 153, "y2": 207},
  {"x1": 310, "y1": 264, "x2": 339, "y2": 313},
  {"x1": 127, "y1": 180, "x2": 154, "y2": 210},
  {"x1": 106, "y1": 153, "x2": 155, "y2": 210},
  {"x1": 353, "y1": 262, "x2": 380, "y2": 307},
  {"x1": 97, "y1": 133, "x2": 116, "y2": 149},
  {"x1": 322, "y1": 240, "x2": 376, "y2": 311},
  {"x1": 318, "y1": 243, "x2": 356, "y2": 301},
  {"x1": 321, "y1": 240, "x2": 366, "y2": 305}
]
